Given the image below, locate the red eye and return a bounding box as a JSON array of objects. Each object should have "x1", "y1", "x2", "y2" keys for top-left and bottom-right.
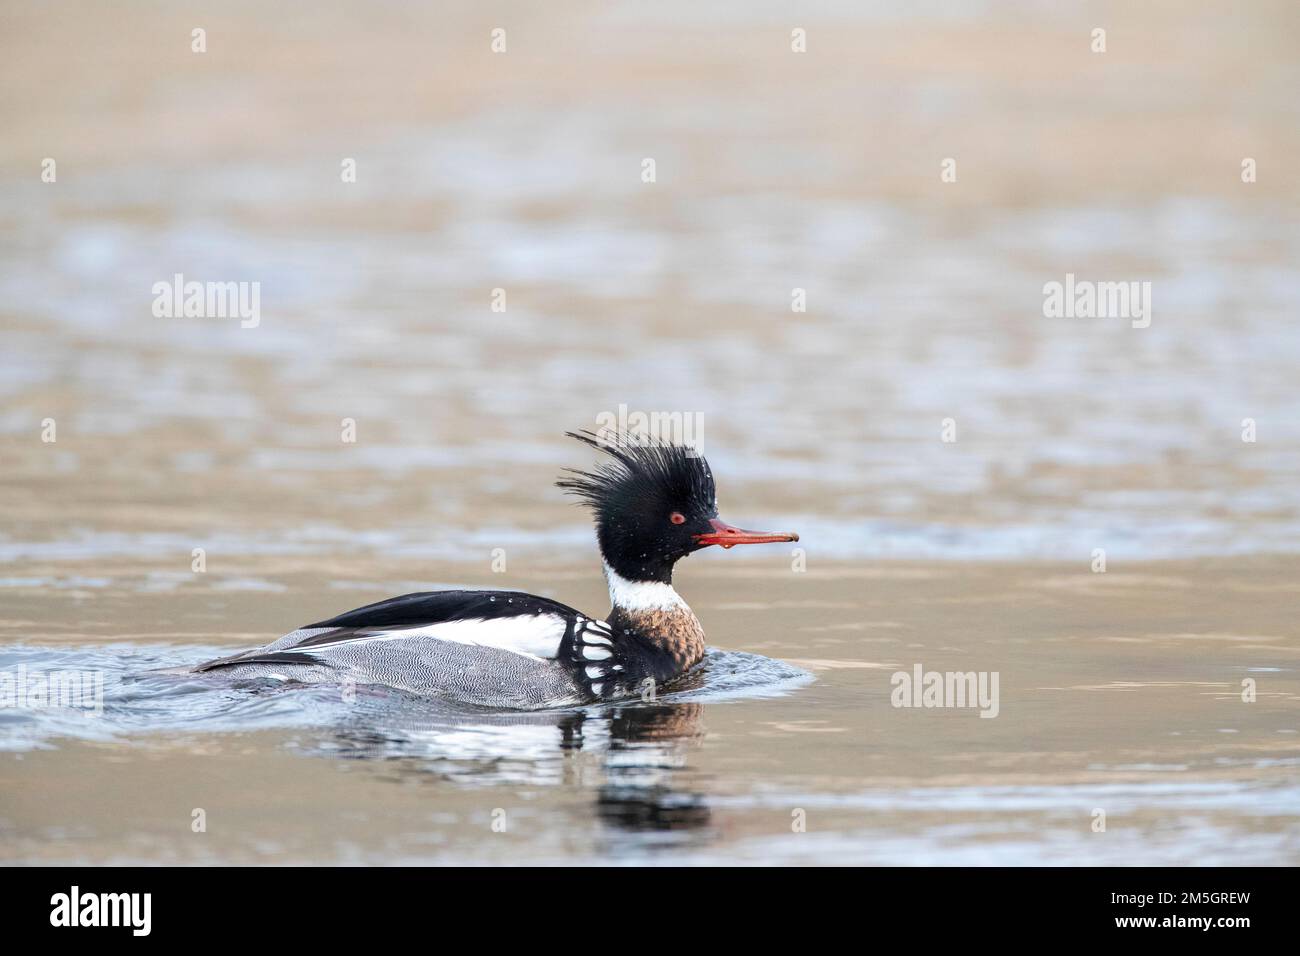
[{"x1": 669, "y1": 512, "x2": 686, "y2": 525}]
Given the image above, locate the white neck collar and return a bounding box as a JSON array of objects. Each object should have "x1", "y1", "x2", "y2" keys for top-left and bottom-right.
[{"x1": 602, "y1": 560, "x2": 687, "y2": 612}]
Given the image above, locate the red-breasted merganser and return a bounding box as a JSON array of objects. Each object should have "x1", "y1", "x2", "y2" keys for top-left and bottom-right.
[{"x1": 188, "y1": 431, "x2": 799, "y2": 709}]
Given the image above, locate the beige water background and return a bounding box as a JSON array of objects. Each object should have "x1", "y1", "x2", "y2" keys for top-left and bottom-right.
[{"x1": 1, "y1": 1, "x2": 1298, "y2": 863}]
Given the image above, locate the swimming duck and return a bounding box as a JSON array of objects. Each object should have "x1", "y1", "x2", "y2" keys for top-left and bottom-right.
[{"x1": 189, "y1": 431, "x2": 798, "y2": 708}]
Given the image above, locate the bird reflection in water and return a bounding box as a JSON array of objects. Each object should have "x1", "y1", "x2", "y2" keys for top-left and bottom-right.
[
  {"x1": 311, "y1": 686, "x2": 713, "y2": 840},
  {"x1": 591, "y1": 703, "x2": 712, "y2": 835}
]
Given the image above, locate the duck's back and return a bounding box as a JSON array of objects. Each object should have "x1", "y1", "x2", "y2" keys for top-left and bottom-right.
[{"x1": 190, "y1": 589, "x2": 624, "y2": 709}]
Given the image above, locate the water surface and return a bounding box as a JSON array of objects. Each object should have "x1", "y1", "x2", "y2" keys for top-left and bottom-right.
[{"x1": 2, "y1": 1, "x2": 1298, "y2": 864}]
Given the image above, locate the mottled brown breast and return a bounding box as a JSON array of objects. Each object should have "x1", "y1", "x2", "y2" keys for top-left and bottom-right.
[{"x1": 611, "y1": 605, "x2": 706, "y2": 675}]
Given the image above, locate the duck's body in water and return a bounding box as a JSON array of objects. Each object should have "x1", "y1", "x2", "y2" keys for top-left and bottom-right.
[{"x1": 186, "y1": 431, "x2": 798, "y2": 709}]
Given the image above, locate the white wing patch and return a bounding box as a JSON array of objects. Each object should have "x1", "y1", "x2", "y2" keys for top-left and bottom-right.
[{"x1": 295, "y1": 614, "x2": 571, "y2": 661}]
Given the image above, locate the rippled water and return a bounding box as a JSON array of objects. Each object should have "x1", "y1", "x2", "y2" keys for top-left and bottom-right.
[
  {"x1": 0, "y1": 643, "x2": 811, "y2": 755},
  {"x1": 2, "y1": 2, "x2": 1299, "y2": 864},
  {"x1": 4, "y1": 7, "x2": 1300, "y2": 565},
  {"x1": 4, "y1": 558, "x2": 1298, "y2": 865}
]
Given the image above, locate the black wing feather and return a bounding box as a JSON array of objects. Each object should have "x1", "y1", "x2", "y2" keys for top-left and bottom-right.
[
  {"x1": 301, "y1": 589, "x2": 584, "y2": 631},
  {"x1": 193, "y1": 650, "x2": 322, "y2": 673}
]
